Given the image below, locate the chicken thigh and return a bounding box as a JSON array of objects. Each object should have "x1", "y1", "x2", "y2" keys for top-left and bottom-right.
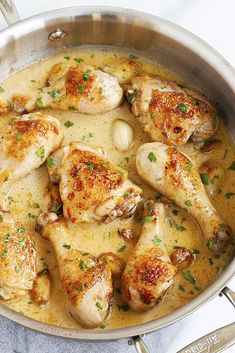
[
  {"x1": 127, "y1": 75, "x2": 218, "y2": 146},
  {"x1": 0, "y1": 211, "x2": 36, "y2": 300},
  {"x1": 12, "y1": 63, "x2": 123, "y2": 114},
  {"x1": 0, "y1": 112, "x2": 63, "y2": 209},
  {"x1": 36, "y1": 212, "x2": 112, "y2": 328},
  {"x1": 121, "y1": 201, "x2": 177, "y2": 312},
  {"x1": 136, "y1": 142, "x2": 231, "y2": 252},
  {"x1": 47, "y1": 142, "x2": 142, "y2": 223}
]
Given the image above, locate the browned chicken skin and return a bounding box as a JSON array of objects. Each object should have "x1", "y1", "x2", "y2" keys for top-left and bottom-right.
[
  {"x1": 0, "y1": 112, "x2": 63, "y2": 209},
  {"x1": 11, "y1": 63, "x2": 123, "y2": 115},
  {"x1": 121, "y1": 201, "x2": 177, "y2": 312},
  {"x1": 136, "y1": 142, "x2": 231, "y2": 252},
  {"x1": 36, "y1": 212, "x2": 113, "y2": 328},
  {"x1": 0, "y1": 211, "x2": 36, "y2": 300},
  {"x1": 47, "y1": 142, "x2": 142, "y2": 223},
  {"x1": 127, "y1": 75, "x2": 218, "y2": 146}
]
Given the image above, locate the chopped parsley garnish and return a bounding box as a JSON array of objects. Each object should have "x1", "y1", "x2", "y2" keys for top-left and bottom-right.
[
  {"x1": 127, "y1": 90, "x2": 137, "y2": 103},
  {"x1": 228, "y1": 161, "x2": 235, "y2": 170},
  {"x1": 96, "y1": 302, "x2": 103, "y2": 310},
  {"x1": 35, "y1": 146, "x2": 45, "y2": 160},
  {"x1": 148, "y1": 152, "x2": 157, "y2": 162},
  {"x1": 2, "y1": 250, "x2": 7, "y2": 256},
  {"x1": 30, "y1": 80, "x2": 36, "y2": 83},
  {"x1": 171, "y1": 220, "x2": 186, "y2": 231},
  {"x1": 143, "y1": 215, "x2": 153, "y2": 223},
  {"x1": 212, "y1": 111, "x2": 219, "y2": 126},
  {"x1": 191, "y1": 249, "x2": 200, "y2": 254},
  {"x1": 83, "y1": 69, "x2": 92, "y2": 81},
  {"x1": 48, "y1": 89, "x2": 60, "y2": 99},
  {"x1": 15, "y1": 265, "x2": 20, "y2": 273},
  {"x1": 78, "y1": 85, "x2": 85, "y2": 92},
  {"x1": 51, "y1": 204, "x2": 62, "y2": 214},
  {"x1": 100, "y1": 325, "x2": 105, "y2": 329},
  {"x1": 74, "y1": 57, "x2": 84, "y2": 64},
  {"x1": 63, "y1": 244, "x2": 71, "y2": 249},
  {"x1": 79, "y1": 260, "x2": 87, "y2": 271},
  {"x1": 86, "y1": 163, "x2": 94, "y2": 171},
  {"x1": 77, "y1": 284, "x2": 84, "y2": 292},
  {"x1": 0, "y1": 86, "x2": 4, "y2": 93},
  {"x1": 219, "y1": 224, "x2": 225, "y2": 232},
  {"x1": 117, "y1": 303, "x2": 130, "y2": 312},
  {"x1": 178, "y1": 103, "x2": 187, "y2": 113},
  {"x1": 64, "y1": 120, "x2": 74, "y2": 128},
  {"x1": 185, "y1": 162, "x2": 192, "y2": 172},
  {"x1": 129, "y1": 54, "x2": 139, "y2": 60},
  {"x1": 47, "y1": 158, "x2": 55, "y2": 168},
  {"x1": 178, "y1": 284, "x2": 185, "y2": 292},
  {"x1": 183, "y1": 270, "x2": 195, "y2": 284},
  {"x1": 0, "y1": 215, "x2": 3, "y2": 222},
  {"x1": 184, "y1": 200, "x2": 192, "y2": 206},
  {"x1": 64, "y1": 56, "x2": 70, "y2": 60},
  {"x1": 18, "y1": 238, "x2": 26, "y2": 248},
  {"x1": 226, "y1": 192, "x2": 235, "y2": 199},
  {"x1": 18, "y1": 227, "x2": 25, "y2": 234},
  {"x1": 3, "y1": 234, "x2": 10, "y2": 242},
  {"x1": 68, "y1": 106, "x2": 78, "y2": 111},
  {"x1": 118, "y1": 245, "x2": 126, "y2": 253},
  {"x1": 175, "y1": 224, "x2": 186, "y2": 231},
  {"x1": 36, "y1": 97, "x2": 43, "y2": 107},
  {"x1": 34, "y1": 203, "x2": 40, "y2": 208},
  {"x1": 153, "y1": 235, "x2": 161, "y2": 246},
  {"x1": 206, "y1": 240, "x2": 216, "y2": 249},
  {"x1": 200, "y1": 173, "x2": 209, "y2": 185},
  {"x1": 210, "y1": 175, "x2": 219, "y2": 184},
  {"x1": 15, "y1": 132, "x2": 22, "y2": 140}
]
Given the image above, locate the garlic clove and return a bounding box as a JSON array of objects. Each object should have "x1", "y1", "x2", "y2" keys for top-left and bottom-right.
[{"x1": 112, "y1": 119, "x2": 134, "y2": 152}]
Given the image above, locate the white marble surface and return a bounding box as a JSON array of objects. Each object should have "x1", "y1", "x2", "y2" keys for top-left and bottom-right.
[{"x1": 0, "y1": 1, "x2": 235, "y2": 352}]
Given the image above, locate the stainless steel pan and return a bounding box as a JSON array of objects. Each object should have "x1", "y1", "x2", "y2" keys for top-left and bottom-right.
[{"x1": 0, "y1": 1, "x2": 234, "y2": 352}]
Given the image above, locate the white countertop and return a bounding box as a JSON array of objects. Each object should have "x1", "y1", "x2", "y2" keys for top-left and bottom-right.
[{"x1": 0, "y1": 1, "x2": 234, "y2": 353}]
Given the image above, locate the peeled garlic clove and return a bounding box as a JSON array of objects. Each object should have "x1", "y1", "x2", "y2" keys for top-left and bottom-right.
[{"x1": 112, "y1": 119, "x2": 134, "y2": 152}]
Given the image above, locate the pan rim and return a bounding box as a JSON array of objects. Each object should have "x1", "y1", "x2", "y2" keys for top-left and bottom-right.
[{"x1": 0, "y1": 5, "x2": 234, "y2": 340}]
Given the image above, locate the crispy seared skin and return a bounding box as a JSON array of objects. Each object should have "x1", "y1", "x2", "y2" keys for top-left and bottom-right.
[
  {"x1": 36, "y1": 213, "x2": 113, "y2": 328},
  {"x1": 11, "y1": 63, "x2": 123, "y2": 114},
  {"x1": 121, "y1": 202, "x2": 177, "y2": 312},
  {"x1": 127, "y1": 75, "x2": 218, "y2": 146},
  {"x1": 47, "y1": 142, "x2": 142, "y2": 223},
  {"x1": 0, "y1": 211, "x2": 36, "y2": 300},
  {"x1": 0, "y1": 112, "x2": 63, "y2": 209},
  {"x1": 136, "y1": 142, "x2": 231, "y2": 252}
]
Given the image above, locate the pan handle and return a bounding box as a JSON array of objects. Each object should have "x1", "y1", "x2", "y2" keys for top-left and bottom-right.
[
  {"x1": 176, "y1": 321, "x2": 235, "y2": 353},
  {"x1": 130, "y1": 335, "x2": 150, "y2": 353},
  {"x1": 0, "y1": 0, "x2": 20, "y2": 25},
  {"x1": 177, "y1": 286, "x2": 235, "y2": 353}
]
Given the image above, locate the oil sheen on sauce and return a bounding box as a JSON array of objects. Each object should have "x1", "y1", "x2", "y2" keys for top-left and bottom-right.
[{"x1": 0, "y1": 48, "x2": 234, "y2": 330}]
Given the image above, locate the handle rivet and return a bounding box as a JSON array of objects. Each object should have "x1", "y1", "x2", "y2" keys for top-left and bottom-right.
[{"x1": 48, "y1": 29, "x2": 66, "y2": 41}]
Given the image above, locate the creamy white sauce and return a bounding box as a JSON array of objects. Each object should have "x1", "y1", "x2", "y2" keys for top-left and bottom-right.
[{"x1": 0, "y1": 49, "x2": 234, "y2": 330}]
